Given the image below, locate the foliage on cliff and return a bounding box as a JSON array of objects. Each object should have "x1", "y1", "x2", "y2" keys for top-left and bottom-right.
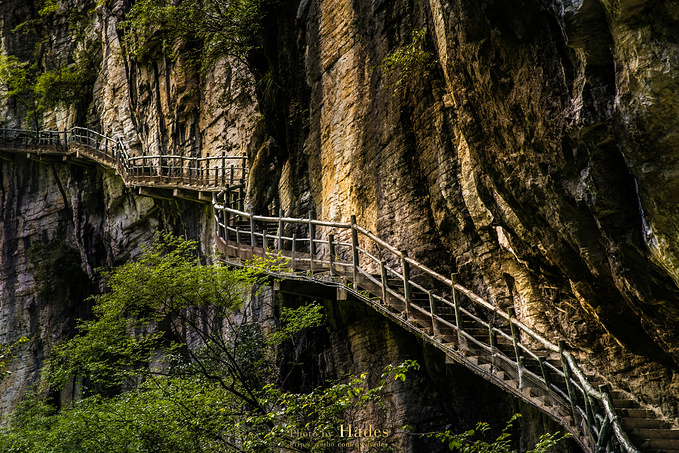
[
  {"x1": 428, "y1": 414, "x2": 570, "y2": 453},
  {"x1": 2, "y1": 0, "x2": 100, "y2": 127},
  {"x1": 120, "y1": 0, "x2": 276, "y2": 69},
  {"x1": 0, "y1": 234, "x2": 419, "y2": 452},
  {"x1": 380, "y1": 29, "x2": 435, "y2": 94}
]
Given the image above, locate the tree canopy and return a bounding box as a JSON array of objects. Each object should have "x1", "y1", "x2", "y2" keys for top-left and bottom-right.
[{"x1": 0, "y1": 234, "x2": 418, "y2": 452}]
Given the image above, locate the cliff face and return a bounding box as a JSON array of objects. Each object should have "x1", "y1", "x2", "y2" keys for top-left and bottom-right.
[
  {"x1": 1, "y1": 0, "x2": 679, "y2": 435},
  {"x1": 0, "y1": 155, "x2": 214, "y2": 415},
  {"x1": 273, "y1": 0, "x2": 679, "y2": 417}
]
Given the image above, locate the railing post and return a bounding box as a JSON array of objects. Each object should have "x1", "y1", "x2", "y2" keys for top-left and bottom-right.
[
  {"x1": 507, "y1": 307, "x2": 524, "y2": 388},
  {"x1": 428, "y1": 291, "x2": 439, "y2": 337},
  {"x1": 200, "y1": 158, "x2": 204, "y2": 186},
  {"x1": 242, "y1": 152, "x2": 247, "y2": 185},
  {"x1": 538, "y1": 356, "x2": 552, "y2": 389},
  {"x1": 249, "y1": 212, "x2": 256, "y2": 249},
  {"x1": 559, "y1": 340, "x2": 579, "y2": 420},
  {"x1": 451, "y1": 273, "x2": 465, "y2": 349},
  {"x1": 230, "y1": 164, "x2": 234, "y2": 187},
  {"x1": 263, "y1": 229, "x2": 269, "y2": 251},
  {"x1": 215, "y1": 196, "x2": 224, "y2": 240},
  {"x1": 212, "y1": 192, "x2": 220, "y2": 237},
  {"x1": 328, "y1": 234, "x2": 336, "y2": 276},
  {"x1": 489, "y1": 321, "x2": 497, "y2": 371},
  {"x1": 380, "y1": 261, "x2": 389, "y2": 304},
  {"x1": 221, "y1": 152, "x2": 226, "y2": 186},
  {"x1": 595, "y1": 412, "x2": 614, "y2": 453},
  {"x1": 350, "y1": 215, "x2": 359, "y2": 284},
  {"x1": 309, "y1": 211, "x2": 316, "y2": 273},
  {"x1": 584, "y1": 392, "x2": 597, "y2": 435},
  {"x1": 278, "y1": 208, "x2": 284, "y2": 250},
  {"x1": 292, "y1": 233, "x2": 297, "y2": 271},
  {"x1": 401, "y1": 251, "x2": 411, "y2": 320},
  {"x1": 224, "y1": 190, "x2": 231, "y2": 241},
  {"x1": 236, "y1": 226, "x2": 241, "y2": 256}
]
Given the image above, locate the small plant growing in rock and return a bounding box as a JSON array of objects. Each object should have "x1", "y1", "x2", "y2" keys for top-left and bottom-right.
[
  {"x1": 380, "y1": 29, "x2": 436, "y2": 94},
  {"x1": 0, "y1": 337, "x2": 29, "y2": 377}
]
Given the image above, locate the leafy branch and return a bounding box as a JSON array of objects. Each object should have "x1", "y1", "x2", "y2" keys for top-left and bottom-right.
[
  {"x1": 427, "y1": 413, "x2": 571, "y2": 452},
  {"x1": 380, "y1": 29, "x2": 436, "y2": 94}
]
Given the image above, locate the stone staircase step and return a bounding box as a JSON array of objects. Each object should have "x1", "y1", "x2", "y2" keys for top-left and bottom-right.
[
  {"x1": 477, "y1": 363, "x2": 492, "y2": 373},
  {"x1": 630, "y1": 428, "x2": 679, "y2": 440},
  {"x1": 622, "y1": 418, "x2": 672, "y2": 430},
  {"x1": 521, "y1": 385, "x2": 542, "y2": 398},
  {"x1": 612, "y1": 398, "x2": 639, "y2": 408},
  {"x1": 639, "y1": 438, "x2": 679, "y2": 451},
  {"x1": 620, "y1": 408, "x2": 656, "y2": 418}
]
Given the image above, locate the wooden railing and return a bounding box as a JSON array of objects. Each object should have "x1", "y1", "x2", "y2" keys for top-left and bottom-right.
[
  {"x1": 0, "y1": 125, "x2": 641, "y2": 452},
  {"x1": 0, "y1": 127, "x2": 248, "y2": 190},
  {"x1": 213, "y1": 196, "x2": 640, "y2": 453}
]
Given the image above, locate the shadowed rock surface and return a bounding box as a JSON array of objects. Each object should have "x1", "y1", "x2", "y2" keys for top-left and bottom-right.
[{"x1": 1, "y1": 0, "x2": 679, "y2": 447}]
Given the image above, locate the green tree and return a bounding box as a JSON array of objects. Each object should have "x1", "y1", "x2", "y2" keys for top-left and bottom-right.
[
  {"x1": 0, "y1": 234, "x2": 417, "y2": 452},
  {"x1": 120, "y1": 0, "x2": 275, "y2": 70}
]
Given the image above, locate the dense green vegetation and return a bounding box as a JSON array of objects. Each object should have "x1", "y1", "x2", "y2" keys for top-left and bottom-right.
[
  {"x1": 1, "y1": 0, "x2": 100, "y2": 128},
  {"x1": 0, "y1": 235, "x2": 419, "y2": 452},
  {"x1": 120, "y1": 0, "x2": 276, "y2": 70}
]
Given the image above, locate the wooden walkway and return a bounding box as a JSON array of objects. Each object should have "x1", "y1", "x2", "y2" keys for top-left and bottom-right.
[
  {"x1": 3, "y1": 127, "x2": 676, "y2": 453},
  {"x1": 0, "y1": 127, "x2": 248, "y2": 199}
]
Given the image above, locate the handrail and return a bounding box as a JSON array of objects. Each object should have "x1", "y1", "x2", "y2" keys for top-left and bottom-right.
[
  {"x1": 0, "y1": 126, "x2": 640, "y2": 452},
  {"x1": 213, "y1": 200, "x2": 640, "y2": 453},
  {"x1": 0, "y1": 127, "x2": 248, "y2": 191}
]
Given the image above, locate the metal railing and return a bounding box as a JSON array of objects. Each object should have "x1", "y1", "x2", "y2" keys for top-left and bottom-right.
[
  {"x1": 212, "y1": 195, "x2": 640, "y2": 453},
  {"x1": 0, "y1": 127, "x2": 248, "y2": 190}
]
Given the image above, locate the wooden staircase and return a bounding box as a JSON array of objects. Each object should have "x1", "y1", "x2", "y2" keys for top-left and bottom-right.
[{"x1": 211, "y1": 203, "x2": 675, "y2": 453}]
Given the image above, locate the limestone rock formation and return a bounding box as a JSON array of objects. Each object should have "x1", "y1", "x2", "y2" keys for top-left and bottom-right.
[{"x1": 1, "y1": 0, "x2": 679, "y2": 445}]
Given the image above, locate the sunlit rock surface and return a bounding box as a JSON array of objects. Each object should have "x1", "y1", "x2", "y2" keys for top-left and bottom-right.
[{"x1": 1, "y1": 0, "x2": 679, "y2": 439}]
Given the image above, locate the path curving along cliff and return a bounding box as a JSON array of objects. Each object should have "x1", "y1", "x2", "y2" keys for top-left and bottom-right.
[{"x1": 2, "y1": 127, "x2": 676, "y2": 453}]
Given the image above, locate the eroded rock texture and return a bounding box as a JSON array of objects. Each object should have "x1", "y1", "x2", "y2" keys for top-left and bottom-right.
[
  {"x1": 0, "y1": 157, "x2": 213, "y2": 415},
  {"x1": 1, "y1": 0, "x2": 679, "y2": 439},
  {"x1": 270, "y1": 0, "x2": 679, "y2": 419}
]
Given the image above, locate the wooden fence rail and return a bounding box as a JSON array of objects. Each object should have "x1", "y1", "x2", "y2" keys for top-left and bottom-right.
[
  {"x1": 213, "y1": 195, "x2": 640, "y2": 453},
  {"x1": 0, "y1": 126, "x2": 642, "y2": 453},
  {"x1": 0, "y1": 127, "x2": 248, "y2": 191}
]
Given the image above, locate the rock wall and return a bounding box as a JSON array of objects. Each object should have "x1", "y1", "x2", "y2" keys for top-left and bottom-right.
[
  {"x1": 0, "y1": 155, "x2": 214, "y2": 416},
  {"x1": 269, "y1": 0, "x2": 679, "y2": 420},
  {"x1": 1, "y1": 0, "x2": 679, "y2": 441}
]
